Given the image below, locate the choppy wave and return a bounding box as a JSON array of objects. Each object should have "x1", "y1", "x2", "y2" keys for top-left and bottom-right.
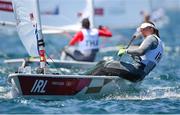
[
  {"x1": 1, "y1": 10, "x2": 180, "y2": 114},
  {"x1": 106, "y1": 86, "x2": 180, "y2": 100}
]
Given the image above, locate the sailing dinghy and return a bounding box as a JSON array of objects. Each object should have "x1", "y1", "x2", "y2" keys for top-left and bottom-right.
[{"x1": 8, "y1": 0, "x2": 134, "y2": 99}]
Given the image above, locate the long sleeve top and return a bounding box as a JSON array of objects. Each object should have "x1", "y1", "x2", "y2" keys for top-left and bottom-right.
[
  {"x1": 69, "y1": 27, "x2": 112, "y2": 46},
  {"x1": 127, "y1": 35, "x2": 158, "y2": 56}
]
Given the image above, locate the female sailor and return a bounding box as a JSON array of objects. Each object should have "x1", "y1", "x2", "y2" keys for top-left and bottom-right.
[{"x1": 88, "y1": 22, "x2": 164, "y2": 82}]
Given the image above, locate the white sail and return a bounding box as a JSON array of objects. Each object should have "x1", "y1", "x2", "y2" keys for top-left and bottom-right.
[
  {"x1": 42, "y1": 0, "x2": 94, "y2": 34},
  {"x1": 3, "y1": 0, "x2": 89, "y2": 35},
  {"x1": 12, "y1": 0, "x2": 42, "y2": 57},
  {"x1": 80, "y1": 0, "x2": 94, "y2": 28},
  {"x1": 1, "y1": 0, "x2": 170, "y2": 35}
]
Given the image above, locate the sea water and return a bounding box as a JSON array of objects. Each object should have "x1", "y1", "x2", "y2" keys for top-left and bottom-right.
[{"x1": 0, "y1": 10, "x2": 180, "y2": 114}]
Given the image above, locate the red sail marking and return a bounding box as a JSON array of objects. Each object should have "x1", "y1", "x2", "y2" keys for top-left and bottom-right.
[
  {"x1": 0, "y1": 0, "x2": 13, "y2": 12},
  {"x1": 94, "y1": 8, "x2": 104, "y2": 16}
]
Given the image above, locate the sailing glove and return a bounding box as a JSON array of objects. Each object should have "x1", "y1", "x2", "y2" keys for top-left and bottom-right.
[{"x1": 118, "y1": 48, "x2": 127, "y2": 57}]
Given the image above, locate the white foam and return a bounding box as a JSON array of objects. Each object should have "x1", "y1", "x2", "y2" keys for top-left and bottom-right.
[
  {"x1": 0, "y1": 86, "x2": 6, "y2": 93},
  {"x1": 0, "y1": 67, "x2": 6, "y2": 74},
  {"x1": 105, "y1": 86, "x2": 180, "y2": 100}
]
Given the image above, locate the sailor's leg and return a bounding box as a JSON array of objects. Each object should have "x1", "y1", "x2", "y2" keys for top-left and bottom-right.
[
  {"x1": 60, "y1": 46, "x2": 76, "y2": 60},
  {"x1": 60, "y1": 50, "x2": 66, "y2": 60},
  {"x1": 76, "y1": 52, "x2": 97, "y2": 62},
  {"x1": 84, "y1": 49, "x2": 98, "y2": 62},
  {"x1": 85, "y1": 60, "x2": 111, "y2": 75},
  {"x1": 104, "y1": 61, "x2": 145, "y2": 82}
]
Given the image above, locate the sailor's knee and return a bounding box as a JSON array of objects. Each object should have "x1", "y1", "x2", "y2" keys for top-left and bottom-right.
[{"x1": 132, "y1": 74, "x2": 146, "y2": 82}]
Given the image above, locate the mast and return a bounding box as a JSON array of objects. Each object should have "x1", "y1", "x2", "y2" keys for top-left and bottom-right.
[
  {"x1": 12, "y1": 0, "x2": 46, "y2": 73},
  {"x1": 87, "y1": 0, "x2": 95, "y2": 28},
  {"x1": 35, "y1": 0, "x2": 46, "y2": 71}
]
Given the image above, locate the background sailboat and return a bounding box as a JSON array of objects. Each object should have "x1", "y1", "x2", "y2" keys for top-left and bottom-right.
[
  {"x1": 8, "y1": 0, "x2": 133, "y2": 99},
  {"x1": 0, "y1": 0, "x2": 170, "y2": 35},
  {"x1": 0, "y1": 0, "x2": 96, "y2": 35}
]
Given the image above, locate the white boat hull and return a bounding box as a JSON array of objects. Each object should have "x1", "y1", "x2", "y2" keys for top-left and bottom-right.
[{"x1": 8, "y1": 73, "x2": 133, "y2": 99}]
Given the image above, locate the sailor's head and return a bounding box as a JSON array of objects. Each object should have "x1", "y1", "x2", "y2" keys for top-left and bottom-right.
[
  {"x1": 139, "y1": 22, "x2": 156, "y2": 30},
  {"x1": 138, "y1": 22, "x2": 158, "y2": 37},
  {"x1": 82, "y1": 18, "x2": 90, "y2": 29}
]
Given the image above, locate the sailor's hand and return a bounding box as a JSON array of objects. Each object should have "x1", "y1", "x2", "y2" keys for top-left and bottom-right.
[{"x1": 117, "y1": 48, "x2": 127, "y2": 57}]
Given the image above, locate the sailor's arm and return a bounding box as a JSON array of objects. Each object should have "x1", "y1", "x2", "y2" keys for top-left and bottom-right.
[
  {"x1": 69, "y1": 31, "x2": 83, "y2": 46},
  {"x1": 127, "y1": 37, "x2": 155, "y2": 56},
  {"x1": 98, "y1": 26, "x2": 112, "y2": 37}
]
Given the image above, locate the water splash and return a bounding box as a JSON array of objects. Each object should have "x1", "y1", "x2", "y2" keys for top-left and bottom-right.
[{"x1": 105, "y1": 86, "x2": 180, "y2": 100}]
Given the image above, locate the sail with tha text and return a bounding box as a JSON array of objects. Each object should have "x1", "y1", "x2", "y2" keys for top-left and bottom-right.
[{"x1": 12, "y1": 0, "x2": 46, "y2": 68}]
